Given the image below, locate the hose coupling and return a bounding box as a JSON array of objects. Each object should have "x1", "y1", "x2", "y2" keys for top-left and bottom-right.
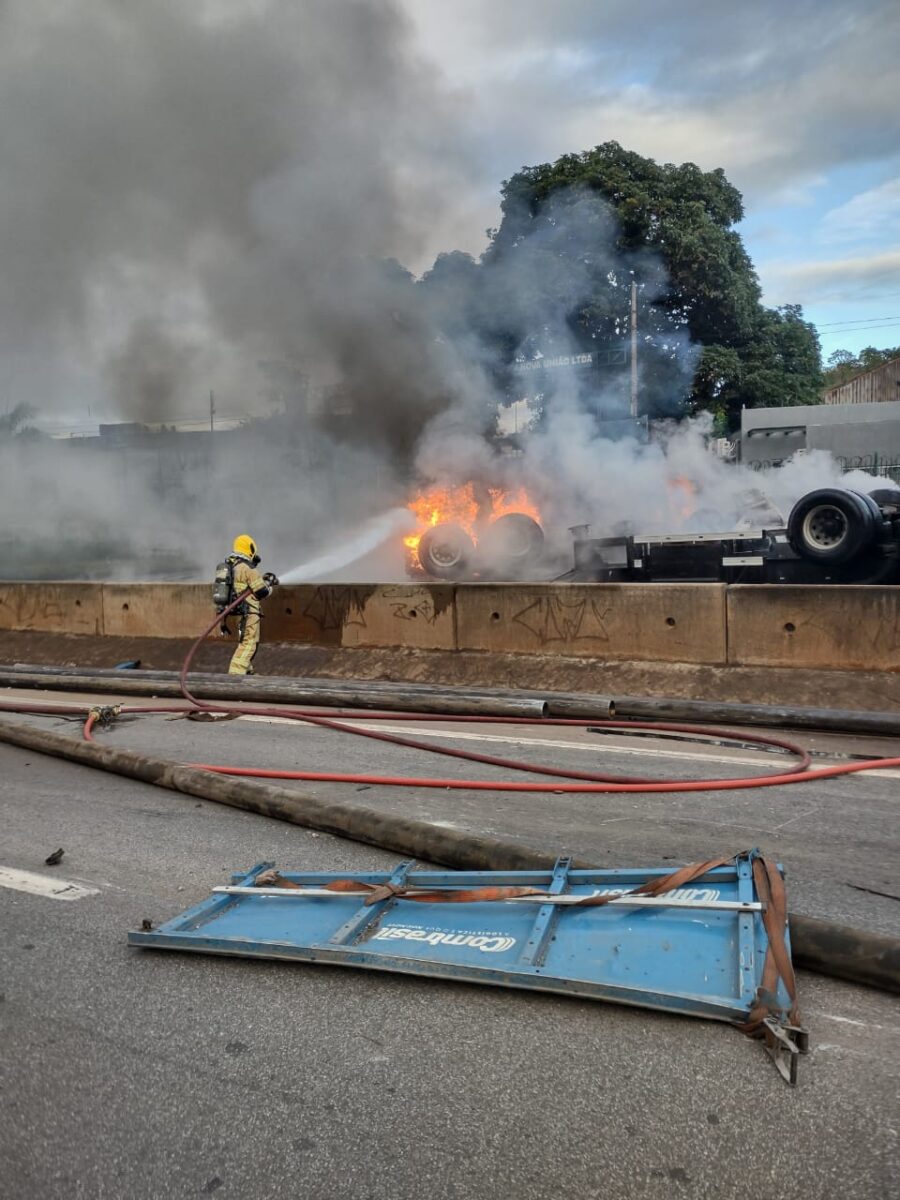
[{"x1": 89, "y1": 704, "x2": 121, "y2": 729}]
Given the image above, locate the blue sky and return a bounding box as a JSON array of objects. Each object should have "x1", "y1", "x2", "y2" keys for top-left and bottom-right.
[{"x1": 404, "y1": 0, "x2": 900, "y2": 363}]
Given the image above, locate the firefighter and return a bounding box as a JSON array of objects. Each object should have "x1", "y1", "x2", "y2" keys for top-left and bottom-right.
[{"x1": 224, "y1": 535, "x2": 278, "y2": 676}]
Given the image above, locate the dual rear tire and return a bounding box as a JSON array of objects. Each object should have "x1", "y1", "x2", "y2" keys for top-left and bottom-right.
[
  {"x1": 787, "y1": 488, "x2": 882, "y2": 565},
  {"x1": 416, "y1": 513, "x2": 545, "y2": 579}
]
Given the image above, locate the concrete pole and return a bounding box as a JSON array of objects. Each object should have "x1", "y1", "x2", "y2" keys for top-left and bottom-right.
[{"x1": 630, "y1": 280, "x2": 638, "y2": 417}]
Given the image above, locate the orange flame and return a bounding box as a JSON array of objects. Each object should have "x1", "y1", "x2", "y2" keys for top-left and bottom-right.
[
  {"x1": 668, "y1": 475, "x2": 698, "y2": 521},
  {"x1": 488, "y1": 485, "x2": 542, "y2": 524},
  {"x1": 403, "y1": 483, "x2": 480, "y2": 554},
  {"x1": 403, "y1": 482, "x2": 541, "y2": 566}
]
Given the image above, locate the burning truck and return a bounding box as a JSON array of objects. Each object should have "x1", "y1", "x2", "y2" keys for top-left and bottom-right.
[{"x1": 404, "y1": 480, "x2": 900, "y2": 585}]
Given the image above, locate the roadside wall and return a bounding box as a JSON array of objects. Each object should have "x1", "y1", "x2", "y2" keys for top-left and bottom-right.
[{"x1": 0, "y1": 581, "x2": 895, "y2": 671}]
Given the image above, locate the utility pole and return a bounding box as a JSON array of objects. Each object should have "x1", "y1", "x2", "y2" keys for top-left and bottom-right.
[
  {"x1": 209, "y1": 390, "x2": 215, "y2": 433},
  {"x1": 630, "y1": 280, "x2": 638, "y2": 418}
]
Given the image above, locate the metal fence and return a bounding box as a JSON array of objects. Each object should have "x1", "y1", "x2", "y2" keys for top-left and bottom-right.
[
  {"x1": 745, "y1": 452, "x2": 900, "y2": 481},
  {"x1": 835, "y1": 453, "x2": 900, "y2": 482}
]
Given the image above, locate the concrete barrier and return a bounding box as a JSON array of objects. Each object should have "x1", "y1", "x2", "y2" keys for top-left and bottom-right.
[
  {"x1": 340, "y1": 584, "x2": 456, "y2": 651},
  {"x1": 727, "y1": 585, "x2": 900, "y2": 672},
  {"x1": 101, "y1": 584, "x2": 210, "y2": 640},
  {"x1": 0, "y1": 581, "x2": 896, "y2": 671},
  {"x1": 265, "y1": 584, "x2": 456, "y2": 649},
  {"x1": 263, "y1": 586, "x2": 351, "y2": 646},
  {"x1": 455, "y1": 583, "x2": 727, "y2": 664},
  {"x1": 0, "y1": 582, "x2": 102, "y2": 635}
]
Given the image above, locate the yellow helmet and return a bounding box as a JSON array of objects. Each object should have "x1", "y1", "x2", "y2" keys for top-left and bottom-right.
[{"x1": 232, "y1": 534, "x2": 258, "y2": 561}]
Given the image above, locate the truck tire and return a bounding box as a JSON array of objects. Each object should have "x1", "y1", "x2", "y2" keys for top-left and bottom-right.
[
  {"x1": 416, "y1": 524, "x2": 475, "y2": 579},
  {"x1": 868, "y1": 488, "x2": 900, "y2": 513},
  {"x1": 787, "y1": 488, "x2": 877, "y2": 565},
  {"x1": 479, "y1": 513, "x2": 544, "y2": 574}
]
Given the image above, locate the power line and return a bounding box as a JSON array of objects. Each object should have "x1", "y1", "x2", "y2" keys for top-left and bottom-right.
[
  {"x1": 816, "y1": 315, "x2": 900, "y2": 329},
  {"x1": 816, "y1": 320, "x2": 900, "y2": 335}
]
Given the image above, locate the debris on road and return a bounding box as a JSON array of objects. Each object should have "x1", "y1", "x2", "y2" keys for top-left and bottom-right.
[
  {"x1": 44, "y1": 847, "x2": 65, "y2": 866},
  {"x1": 129, "y1": 849, "x2": 807, "y2": 1084}
]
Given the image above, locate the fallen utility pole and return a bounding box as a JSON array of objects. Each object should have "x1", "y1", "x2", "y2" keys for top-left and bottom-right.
[
  {"x1": 577, "y1": 694, "x2": 900, "y2": 737},
  {"x1": 0, "y1": 669, "x2": 552, "y2": 719},
  {"x1": 0, "y1": 716, "x2": 895, "y2": 995},
  {"x1": 3, "y1": 664, "x2": 900, "y2": 736}
]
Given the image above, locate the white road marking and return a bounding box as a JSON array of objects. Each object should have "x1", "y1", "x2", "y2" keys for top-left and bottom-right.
[
  {"x1": 235, "y1": 715, "x2": 900, "y2": 780},
  {"x1": 819, "y1": 1013, "x2": 883, "y2": 1030},
  {"x1": 0, "y1": 865, "x2": 100, "y2": 901}
]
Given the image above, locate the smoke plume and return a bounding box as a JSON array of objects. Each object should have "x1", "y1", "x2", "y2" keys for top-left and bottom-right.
[
  {"x1": 0, "y1": 0, "x2": 890, "y2": 583},
  {"x1": 0, "y1": 0, "x2": 476, "y2": 429}
]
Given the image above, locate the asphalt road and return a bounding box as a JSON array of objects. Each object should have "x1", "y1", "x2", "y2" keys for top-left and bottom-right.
[{"x1": 1, "y1": 697, "x2": 898, "y2": 1199}]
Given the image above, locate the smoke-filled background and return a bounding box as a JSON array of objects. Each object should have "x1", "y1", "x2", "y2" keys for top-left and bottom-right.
[{"x1": 0, "y1": 0, "x2": 891, "y2": 582}]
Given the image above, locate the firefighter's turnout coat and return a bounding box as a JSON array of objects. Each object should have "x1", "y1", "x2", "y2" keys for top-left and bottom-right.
[{"x1": 229, "y1": 556, "x2": 272, "y2": 676}]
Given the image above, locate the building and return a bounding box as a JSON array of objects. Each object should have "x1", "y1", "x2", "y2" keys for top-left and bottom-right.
[
  {"x1": 740, "y1": 399, "x2": 900, "y2": 479},
  {"x1": 822, "y1": 355, "x2": 900, "y2": 405}
]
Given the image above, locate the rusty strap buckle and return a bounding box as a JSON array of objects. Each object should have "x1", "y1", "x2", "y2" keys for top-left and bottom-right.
[{"x1": 761, "y1": 1016, "x2": 809, "y2": 1085}]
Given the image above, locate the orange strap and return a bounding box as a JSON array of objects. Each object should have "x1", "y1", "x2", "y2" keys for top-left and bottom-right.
[
  {"x1": 739, "y1": 855, "x2": 801, "y2": 1036},
  {"x1": 257, "y1": 855, "x2": 733, "y2": 907}
]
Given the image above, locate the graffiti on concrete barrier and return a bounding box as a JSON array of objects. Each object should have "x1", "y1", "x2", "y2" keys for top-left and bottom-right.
[
  {"x1": 512, "y1": 596, "x2": 611, "y2": 645},
  {"x1": 0, "y1": 586, "x2": 93, "y2": 632},
  {"x1": 390, "y1": 598, "x2": 438, "y2": 624},
  {"x1": 302, "y1": 586, "x2": 372, "y2": 631}
]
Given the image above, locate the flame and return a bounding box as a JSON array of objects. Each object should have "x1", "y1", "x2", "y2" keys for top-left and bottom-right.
[
  {"x1": 668, "y1": 475, "x2": 698, "y2": 521},
  {"x1": 488, "y1": 485, "x2": 542, "y2": 524},
  {"x1": 403, "y1": 483, "x2": 480, "y2": 554},
  {"x1": 403, "y1": 481, "x2": 541, "y2": 567}
]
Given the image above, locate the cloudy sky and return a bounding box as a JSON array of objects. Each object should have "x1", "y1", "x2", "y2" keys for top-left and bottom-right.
[
  {"x1": 402, "y1": 0, "x2": 900, "y2": 362},
  {"x1": 1, "y1": 0, "x2": 897, "y2": 433}
]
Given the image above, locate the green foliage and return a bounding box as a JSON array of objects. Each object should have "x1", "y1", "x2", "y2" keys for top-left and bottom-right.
[
  {"x1": 473, "y1": 141, "x2": 822, "y2": 431},
  {"x1": 823, "y1": 345, "x2": 900, "y2": 390},
  {"x1": 688, "y1": 305, "x2": 822, "y2": 428}
]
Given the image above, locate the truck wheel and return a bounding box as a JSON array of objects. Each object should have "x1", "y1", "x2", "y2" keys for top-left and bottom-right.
[
  {"x1": 868, "y1": 488, "x2": 900, "y2": 514},
  {"x1": 787, "y1": 488, "x2": 877, "y2": 564},
  {"x1": 479, "y1": 513, "x2": 544, "y2": 573},
  {"x1": 416, "y1": 524, "x2": 475, "y2": 579}
]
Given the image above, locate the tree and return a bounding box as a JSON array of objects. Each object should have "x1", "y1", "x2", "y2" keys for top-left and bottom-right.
[
  {"x1": 0, "y1": 402, "x2": 41, "y2": 440},
  {"x1": 823, "y1": 346, "x2": 900, "y2": 390},
  {"x1": 473, "y1": 142, "x2": 822, "y2": 430}
]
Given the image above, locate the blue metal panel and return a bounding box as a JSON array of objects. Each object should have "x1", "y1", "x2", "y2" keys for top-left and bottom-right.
[{"x1": 130, "y1": 852, "x2": 797, "y2": 1040}]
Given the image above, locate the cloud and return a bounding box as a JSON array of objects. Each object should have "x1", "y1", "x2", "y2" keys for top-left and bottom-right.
[
  {"x1": 402, "y1": 0, "x2": 899, "y2": 206},
  {"x1": 820, "y1": 179, "x2": 900, "y2": 244},
  {"x1": 760, "y1": 248, "x2": 900, "y2": 304}
]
